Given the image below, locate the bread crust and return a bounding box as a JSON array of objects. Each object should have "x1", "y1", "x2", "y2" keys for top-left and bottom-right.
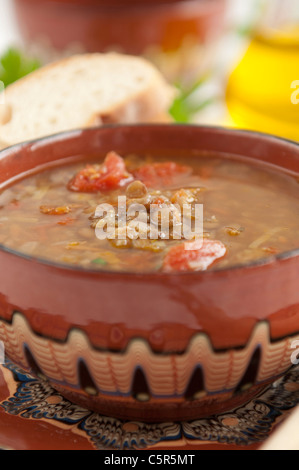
[{"x1": 0, "y1": 53, "x2": 175, "y2": 148}]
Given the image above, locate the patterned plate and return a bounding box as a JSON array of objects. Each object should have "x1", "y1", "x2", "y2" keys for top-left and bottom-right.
[{"x1": 0, "y1": 359, "x2": 298, "y2": 450}]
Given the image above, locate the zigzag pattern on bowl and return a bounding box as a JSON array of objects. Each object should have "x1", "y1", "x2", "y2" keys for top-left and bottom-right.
[{"x1": 0, "y1": 313, "x2": 298, "y2": 398}]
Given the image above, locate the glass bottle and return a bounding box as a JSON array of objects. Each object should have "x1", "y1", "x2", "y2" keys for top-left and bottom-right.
[{"x1": 226, "y1": 0, "x2": 299, "y2": 141}]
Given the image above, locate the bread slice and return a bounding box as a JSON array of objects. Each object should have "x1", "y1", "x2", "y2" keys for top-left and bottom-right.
[{"x1": 0, "y1": 53, "x2": 175, "y2": 149}]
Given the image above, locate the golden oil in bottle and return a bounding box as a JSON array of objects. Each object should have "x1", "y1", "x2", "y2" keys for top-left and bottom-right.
[{"x1": 226, "y1": 25, "x2": 299, "y2": 141}]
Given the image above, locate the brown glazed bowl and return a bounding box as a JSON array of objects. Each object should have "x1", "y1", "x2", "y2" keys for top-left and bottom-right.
[
  {"x1": 13, "y1": 0, "x2": 227, "y2": 56},
  {"x1": 0, "y1": 124, "x2": 298, "y2": 422}
]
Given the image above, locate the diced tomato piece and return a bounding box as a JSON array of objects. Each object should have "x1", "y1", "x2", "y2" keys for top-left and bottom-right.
[
  {"x1": 68, "y1": 151, "x2": 133, "y2": 192},
  {"x1": 134, "y1": 162, "x2": 192, "y2": 188},
  {"x1": 162, "y1": 239, "x2": 226, "y2": 272}
]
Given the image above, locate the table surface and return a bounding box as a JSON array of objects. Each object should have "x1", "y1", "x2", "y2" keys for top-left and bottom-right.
[{"x1": 0, "y1": 359, "x2": 298, "y2": 450}]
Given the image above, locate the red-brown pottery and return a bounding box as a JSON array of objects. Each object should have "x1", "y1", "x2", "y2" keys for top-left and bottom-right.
[
  {"x1": 0, "y1": 124, "x2": 298, "y2": 421},
  {"x1": 13, "y1": 0, "x2": 227, "y2": 56}
]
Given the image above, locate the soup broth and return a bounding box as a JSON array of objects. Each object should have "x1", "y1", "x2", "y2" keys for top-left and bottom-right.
[{"x1": 0, "y1": 152, "x2": 298, "y2": 273}]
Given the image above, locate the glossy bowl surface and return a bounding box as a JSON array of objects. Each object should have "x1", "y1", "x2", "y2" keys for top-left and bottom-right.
[
  {"x1": 0, "y1": 124, "x2": 298, "y2": 421},
  {"x1": 13, "y1": 0, "x2": 227, "y2": 55}
]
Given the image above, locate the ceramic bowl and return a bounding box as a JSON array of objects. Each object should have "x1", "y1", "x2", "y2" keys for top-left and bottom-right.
[
  {"x1": 13, "y1": 0, "x2": 227, "y2": 55},
  {"x1": 0, "y1": 124, "x2": 298, "y2": 422}
]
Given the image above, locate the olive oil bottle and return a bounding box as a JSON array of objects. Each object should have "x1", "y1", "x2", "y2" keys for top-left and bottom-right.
[{"x1": 226, "y1": 2, "x2": 299, "y2": 141}]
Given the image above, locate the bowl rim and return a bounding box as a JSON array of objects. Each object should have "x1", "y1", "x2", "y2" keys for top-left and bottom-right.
[
  {"x1": 14, "y1": 0, "x2": 225, "y2": 13},
  {"x1": 0, "y1": 123, "x2": 299, "y2": 277}
]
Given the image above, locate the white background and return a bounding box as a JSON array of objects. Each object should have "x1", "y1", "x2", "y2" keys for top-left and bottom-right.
[{"x1": 0, "y1": 0, "x2": 20, "y2": 53}]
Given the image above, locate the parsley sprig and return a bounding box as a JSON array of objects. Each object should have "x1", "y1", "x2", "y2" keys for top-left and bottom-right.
[
  {"x1": 169, "y1": 76, "x2": 215, "y2": 123},
  {"x1": 0, "y1": 48, "x2": 41, "y2": 88}
]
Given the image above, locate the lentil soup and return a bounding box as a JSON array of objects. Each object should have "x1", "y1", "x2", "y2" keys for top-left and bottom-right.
[{"x1": 0, "y1": 151, "x2": 298, "y2": 273}]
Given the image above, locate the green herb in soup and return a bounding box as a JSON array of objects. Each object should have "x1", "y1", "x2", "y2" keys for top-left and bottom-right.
[{"x1": 0, "y1": 152, "x2": 298, "y2": 273}]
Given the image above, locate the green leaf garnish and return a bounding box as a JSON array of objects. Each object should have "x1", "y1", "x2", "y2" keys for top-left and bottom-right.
[
  {"x1": 92, "y1": 258, "x2": 107, "y2": 266},
  {"x1": 0, "y1": 48, "x2": 41, "y2": 88},
  {"x1": 169, "y1": 76, "x2": 215, "y2": 123}
]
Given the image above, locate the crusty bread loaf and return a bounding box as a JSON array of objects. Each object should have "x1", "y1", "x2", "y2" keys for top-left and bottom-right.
[{"x1": 0, "y1": 53, "x2": 175, "y2": 149}]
